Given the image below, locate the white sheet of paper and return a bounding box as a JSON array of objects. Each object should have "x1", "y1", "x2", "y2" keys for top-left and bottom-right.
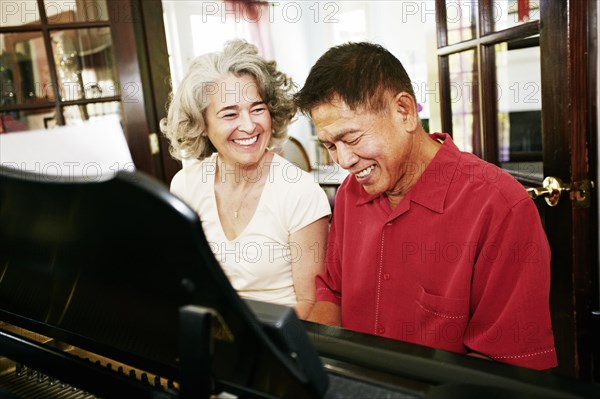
[{"x1": 0, "y1": 117, "x2": 134, "y2": 181}]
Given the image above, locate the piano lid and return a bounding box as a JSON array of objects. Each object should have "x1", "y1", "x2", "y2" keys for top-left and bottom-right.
[{"x1": 0, "y1": 165, "x2": 328, "y2": 398}]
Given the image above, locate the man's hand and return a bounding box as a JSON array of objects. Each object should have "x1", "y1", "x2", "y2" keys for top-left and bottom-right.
[
  {"x1": 467, "y1": 351, "x2": 492, "y2": 360},
  {"x1": 307, "y1": 301, "x2": 341, "y2": 326}
]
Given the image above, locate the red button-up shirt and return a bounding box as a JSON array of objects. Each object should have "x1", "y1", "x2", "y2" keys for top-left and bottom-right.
[{"x1": 316, "y1": 133, "x2": 557, "y2": 370}]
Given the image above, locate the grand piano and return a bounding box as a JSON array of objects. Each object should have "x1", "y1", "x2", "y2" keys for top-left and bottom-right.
[{"x1": 1, "y1": 165, "x2": 598, "y2": 398}]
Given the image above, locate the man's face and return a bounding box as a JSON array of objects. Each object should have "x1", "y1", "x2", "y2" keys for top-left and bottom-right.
[{"x1": 312, "y1": 97, "x2": 415, "y2": 196}]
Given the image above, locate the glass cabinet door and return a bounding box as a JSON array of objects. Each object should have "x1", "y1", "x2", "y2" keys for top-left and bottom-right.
[
  {"x1": 0, "y1": 0, "x2": 122, "y2": 133},
  {"x1": 435, "y1": 0, "x2": 597, "y2": 379},
  {"x1": 447, "y1": 49, "x2": 480, "y2": 154},
  {"x1": 495, "y1": 39, "x2": 542, "y2": 184}
]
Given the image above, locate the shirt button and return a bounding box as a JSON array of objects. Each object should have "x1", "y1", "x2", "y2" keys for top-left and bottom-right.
[
  {"x1": 377, "y1": 326, "x2": 385, "y2": 334},
  {"x1": 386, "y1": 222, "x2": 392, "y2": 226},
  {"x1": 383, "y1": 273, "x2": 391, "y2": 280}
]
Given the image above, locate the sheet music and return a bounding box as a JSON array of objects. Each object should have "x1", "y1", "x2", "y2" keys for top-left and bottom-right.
[{"x1": 0, "y1": 117, "x2": 134, "y2": 181}]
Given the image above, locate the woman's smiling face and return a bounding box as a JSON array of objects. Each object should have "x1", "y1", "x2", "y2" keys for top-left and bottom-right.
[{"x1": 204, "y1": 73, "x2": 272, "y2": 168}]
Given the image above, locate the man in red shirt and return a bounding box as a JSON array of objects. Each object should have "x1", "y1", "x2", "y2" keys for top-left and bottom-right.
[{"x1": 294, "y1": 42, "x2": 557, "y2": 370}]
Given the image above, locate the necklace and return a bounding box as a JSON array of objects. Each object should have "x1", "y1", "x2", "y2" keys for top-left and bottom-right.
[
  {"x1": 231, "y1": 182, "x2": 256, "y2": 219},
  {"x1": 216, "y1": 154, "x2": 268, "y2": 220}
]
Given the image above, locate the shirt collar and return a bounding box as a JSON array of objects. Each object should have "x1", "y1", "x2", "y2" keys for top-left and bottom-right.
[
  {"x1": 354, "y1": 133, "x2": 459, "y2": 213},
  {"x1": 409, "y1": 133, "x2": 457, "y2": 214}
]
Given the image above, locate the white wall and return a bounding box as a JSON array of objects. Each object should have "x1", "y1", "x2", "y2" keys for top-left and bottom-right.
[
  {"x1": 269, "y1": 1, "x2": 333, "y2": 163},
  {"x1": 162, "y1": 1, "x2": 439, "y2": 165},
  {"x1": 271, "y1": 1, "x2": 436, "y2": 163}
]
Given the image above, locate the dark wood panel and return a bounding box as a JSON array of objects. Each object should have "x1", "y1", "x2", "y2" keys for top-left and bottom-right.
[
  {"x1": 539, "y1": 0, "x2": 593, "y2": 380},
  {"x1": 107, "y1": 0, "x2": 154, "y2": 175},
  {"x1": 478, "y1": 21, "x2": 539, "y2": 46},
  {"x1": 568, "y1": 0, "x2": 594, "y2": 382},
  {"x1": 37, "y1": 0, "x2": 64, "y2": 126},
  {"x1": 586, "y1": 0, "x2": 600, "y2": 383},
  {"x1": 479, "y1": 44, "x2": 495, "y2": 162},
  {"x1": 435, "y1": 0, "x2": 448, "y2": 48},
  {"x1": 437, "y1": 55, "x2": 453, "y2": 137},
  {"x1": 539, "y1": 0, "x2": 575, "y2": 380},
  {"x1": 139, "y1": 0, "x2": 182, "y2": 185},
  {"x1": 127, "y1": 0, "x2": 163, "y2": 180},
  {"x1": 108, "y1": 0, "x2": 180, "y2": 184},
  {"x1": 436, "y1": 23, "x2": 539, "y2": 57}
]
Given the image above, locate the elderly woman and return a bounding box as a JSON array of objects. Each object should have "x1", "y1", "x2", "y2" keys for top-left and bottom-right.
[{"x1": 161, "y1": 40, "x2": 330, "y2": 319}]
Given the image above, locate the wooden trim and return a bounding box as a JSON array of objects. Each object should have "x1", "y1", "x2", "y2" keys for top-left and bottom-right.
[
  {"x1": 437, "y1": 55, "x2": 453, "y2": 136},
  {"x1": 507, "y1": 36, "x2": 540, "y2": 50},
  {"x1": 540, "y1": 4, "x2": 570, "y2": 177},
  {"x1": 107, "y1": 0, "x2": 154, "y2": 175},
  {"x1": 539, "y1": 0, "x2": 591, "y2": 380},
  {"x1": 587, "y1": 0, "x2": 599, "y2": 382},
  {"x1": 539, "y1": 0, "x2": 575, "y2": 379},
  {"x1": 0, "y1": 21, "x2": 110, "y2": 33},
  {"x1": 0, "y1": 95, "x2": 120, "y2": 113},
  {"x1": 479, "y1": 0, "x2": 495, "y2": 37},
  {"x1": 59, "y1": 96, "x2": 122, "y2": 107},
  {"x1": 0, "y1": 102, "x2": 56, "y2": 112},
  {"x1": 568, "y1": 0, "x2": 593, "y2": 381},
  {"x1": 570, "y1": 1, "x2": 591, "y2": 180},
  {"x1": 105, "y1": 0, "x2": 179, "y2": 183},
  {"x1": 437, "y1": 22, "x2": 539, "y2": 56},
  {"x1": 129, "y1": 0, "x2": 163, "y2": 180},
  {"x1": 36, "y1": 0, "x2": 64, "y2": 125},
  {"x1": 139, "y1": 0, "x2": 181, "y2": 185},
  {"x1": 435, "y1": 0, "x2": 448, "y2": 48},
  {"x1": 437, "y1": 40, "x2": 477, "y2": 56},
  {"x1": 479, "y1": 20, "x2": 540, "y2": 45},
  {"x1": 479, "y1": 44, "x2": 496, "y2": 162}
]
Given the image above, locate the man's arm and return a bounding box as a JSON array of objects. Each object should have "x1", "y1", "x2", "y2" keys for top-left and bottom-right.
[
  {"x1": 290, "y1": 216, "x2": 329, "y2": 320},
  {"x1": 464, "y1": 197, "x2": 556, "y2": 370},
  {"x1": 307, "y1": 301, "x2": 341, "y2": 326}
]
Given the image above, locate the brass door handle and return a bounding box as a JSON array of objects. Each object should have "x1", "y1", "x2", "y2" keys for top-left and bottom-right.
[
  {"x1": 527, "y1": 176, "x2": 570, "y2": 207},
  {"x1": 527, "y1": 177, "x2": 595, "y2": 208}
]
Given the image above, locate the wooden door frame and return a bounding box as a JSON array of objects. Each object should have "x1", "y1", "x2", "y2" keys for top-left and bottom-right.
[
  {"x1": 138, "y1": 0, "x2": 182, "y2": 184},
  {"x1": 436, "y1": 0, "x2": 598, "y2": 380},
  {"x1": 586, "y1": 0, "x2": 598, "y2": 382},
  {"x1": 540, "y1": 0, "x2": 596, "y2": 380},
  {"x1": 108, "y1": 0, "x2": 180, "y2": 184}
]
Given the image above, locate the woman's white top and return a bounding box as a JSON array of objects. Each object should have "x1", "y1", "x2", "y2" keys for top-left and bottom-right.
[{"x1": 170, "y1": 153, "x2": 331, "y2": 306}]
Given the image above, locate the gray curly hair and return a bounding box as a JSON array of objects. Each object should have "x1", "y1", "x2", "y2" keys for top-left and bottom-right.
[{"x1": 160, "y1": 40, "x2": 297, "y2": 160}]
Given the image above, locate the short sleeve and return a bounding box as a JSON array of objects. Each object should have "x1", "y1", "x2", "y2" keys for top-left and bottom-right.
[
  {"x1": 464, "y1": 197, "x2": 557, "y2": 370},
  {"x1": 170, "y1": 169, "x2": 185, "y2": 197},
  {"x1": 277, "y1": 161, "x2": 331, "y2": 234}
]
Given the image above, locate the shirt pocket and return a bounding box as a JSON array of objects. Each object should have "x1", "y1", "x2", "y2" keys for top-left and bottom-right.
[{"x1": 414, "y1": 286, "x2": 468, "y2": 353}]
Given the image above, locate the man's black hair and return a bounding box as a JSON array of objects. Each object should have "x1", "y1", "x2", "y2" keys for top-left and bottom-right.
[{"x1": 295, "y1": 42, "x2": 416, "y2": 114}]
